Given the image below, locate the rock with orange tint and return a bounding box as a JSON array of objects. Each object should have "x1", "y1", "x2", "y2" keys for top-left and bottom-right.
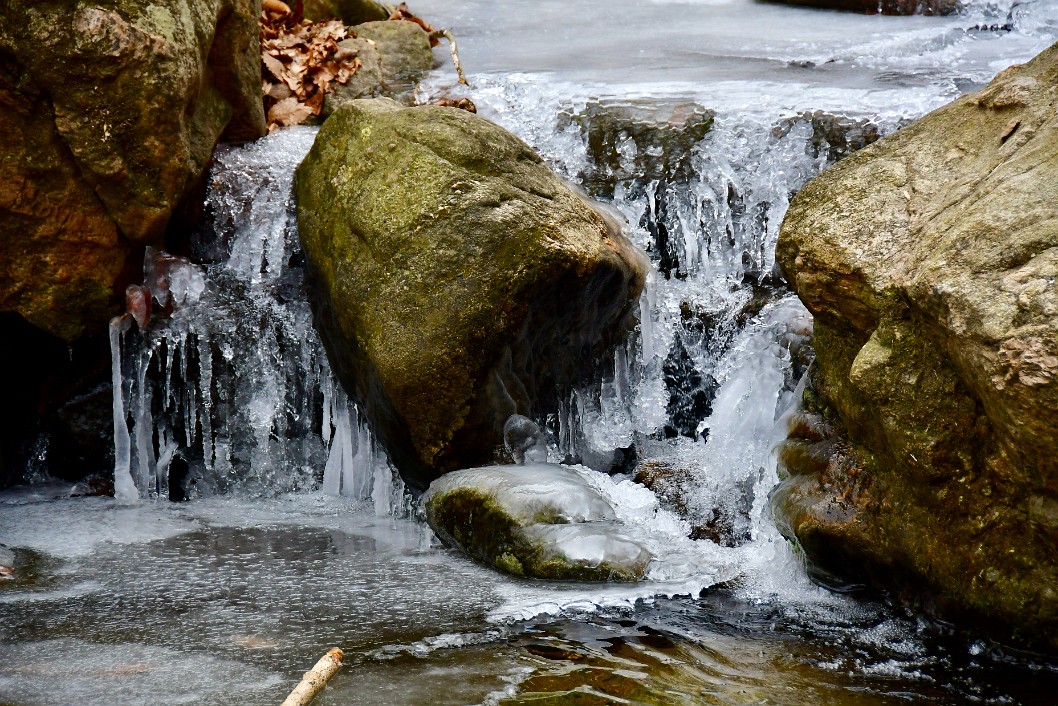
[
  {"x1": 0, "y1": 0, "x2": 266, "y2": 341},
  {"x1": 773, "y1": 43, "x2": 1058, "y2": 652}
]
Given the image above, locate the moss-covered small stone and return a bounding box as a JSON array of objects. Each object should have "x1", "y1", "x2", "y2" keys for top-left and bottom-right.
[{"x1": 423, "y1": 465, "x2": 653, "y2": 581}]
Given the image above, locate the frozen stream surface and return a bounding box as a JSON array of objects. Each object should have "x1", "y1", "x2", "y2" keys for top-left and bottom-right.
[{"x1": 4, "y1": 0, "x2": 1058, "y2": 704}]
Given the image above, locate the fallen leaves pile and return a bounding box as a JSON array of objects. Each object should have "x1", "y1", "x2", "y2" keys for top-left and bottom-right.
[{"x1": 261, "y1": 0, "x2": 362, "y2": 130}]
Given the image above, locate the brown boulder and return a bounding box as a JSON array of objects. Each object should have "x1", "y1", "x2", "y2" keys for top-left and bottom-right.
[
  {"x1": 773, "y1": 43, "x2": 1058, "y2": 650},
  {"x1": 0, "y1": 0, "x2": 266, "y2": 341}
]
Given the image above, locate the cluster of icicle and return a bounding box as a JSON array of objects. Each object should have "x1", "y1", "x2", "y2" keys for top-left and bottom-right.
[
  {"x1": 540, "y1": 110, "x2": 832, "y2": 462},
  {"x1": 109, "y1": 127, "x2": 405, "y2": 512},
  {"x1": 477, "y1": 92, "x2": 855, "y2": 540},
  {"x1": 108, "y1": 92, "x2": 863, "y2": 530}
]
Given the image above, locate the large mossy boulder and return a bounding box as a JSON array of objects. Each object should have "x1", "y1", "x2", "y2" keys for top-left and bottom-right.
[
  {"x1": 296, "y1": 99, "x2": 647, "y2": 491},
  {"x1": 0, "y1": 0, "x2": 266, "y2": 342},
  {"x1": 423, "y1": 464, "x2": 653, "y2": 581},
  {"x1": 773, "y1": 43, "x2": 1058, "y2": 651}
]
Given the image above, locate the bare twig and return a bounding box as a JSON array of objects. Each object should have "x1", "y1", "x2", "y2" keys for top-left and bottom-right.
[
  {"x1": 280, "y1": 648, "x2": 344, "y2": 706},
  {"x1": 430, "y1": 28, "x2": 468, "y2": 86}
]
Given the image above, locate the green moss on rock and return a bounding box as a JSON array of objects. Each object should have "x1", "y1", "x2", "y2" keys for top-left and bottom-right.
[{"x1": 296, "y1": 99, "x2": 647, "y2": 490}]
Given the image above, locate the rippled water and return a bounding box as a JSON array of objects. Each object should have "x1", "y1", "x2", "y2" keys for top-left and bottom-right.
[{"x1": 4, "y1": 0, "x2": 1058, "y2": 704}]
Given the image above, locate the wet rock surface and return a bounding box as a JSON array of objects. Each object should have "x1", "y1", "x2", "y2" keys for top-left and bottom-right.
[
  {"x1": 423, "y1": 464, "x2": 654, "y2": 581},
  {"x1": 774, "y1": 42, "x2": 1058, "y2": 651},
  {"x1": 0, "y1": 0, "x2": 266, "y2": 342},
  {"x1": 296, "y1": 98, "x2": 647, "y2": 490},
  {"x1": 562, "y1": 98, "x2": 716, "y2": 198},
  {"x1": 322, "y1": 21, "x2": 434, "y2": 114},
  {"x1": 773, "y1": 110, "x2": 884, "y2": 164}
]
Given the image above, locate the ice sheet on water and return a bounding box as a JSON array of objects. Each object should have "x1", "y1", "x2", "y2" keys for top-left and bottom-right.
[
  {"x1": 0, "y1": 639, "x2": 283, "y2": 706},
  {"x1": 0, "y1": 497, "x2": 200, "y2": 558}
]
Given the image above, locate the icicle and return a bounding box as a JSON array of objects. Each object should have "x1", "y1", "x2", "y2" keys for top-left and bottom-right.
[
  {"x1": 339, "y1": 402, "x2": 355, "y2": 497},
  {"x1": 372, "y1": 452, "x2": 391, "y2": 517},
  {"x1": 183, "y1": 331, "x2": 196, "y2": 449},
  {"x1": 133, "y1": 349, "x2": 156, "y2": 495},
  {"x1": 197, "y1": 331, "x2": 214, "y2": 469},
  {"x1": 352, "y1": 420, "x2": 373, "y2": 500},
  {"x1": 321, "y1": 369, "x2": 332, "y2": 445},
  {"x1": 557, "y1": 397, "x2": 569, "y2": 458},
  {"x1": 323, "y1": 390, "x2": 351, "y2": 496},
  {"x1": 638, "y1": 270, "x2": 656, "y2": 367},
  {"x1": 614, "y1": 345, "x2": 629, "y2": 407},
  {"x1": 110, "y1": 315, "x2": 138, "y2": 500},
  {"x1": 155, "y1": 427, "x2": 177, "y2": 500},
  {"x1": 163, "y1": 335, "x2": 174, "y2": 409}
]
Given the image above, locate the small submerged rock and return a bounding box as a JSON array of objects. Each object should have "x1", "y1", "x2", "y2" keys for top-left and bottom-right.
[
  {"x1": 0, "y1": 544, "x2": 16, "y2": 581},
  {"x1": 422, "y1": 464, "x2": 654, "y2": 581}
]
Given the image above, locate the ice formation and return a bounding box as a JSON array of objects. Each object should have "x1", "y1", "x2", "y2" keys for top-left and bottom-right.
[{"x1": 109, "y1": 127, "x2": 405, "y2": 509}]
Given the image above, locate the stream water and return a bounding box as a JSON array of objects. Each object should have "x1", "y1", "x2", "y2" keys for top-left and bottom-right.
[{"x1": 4, "y1": 1, "x2": 1058, "y2": 704}]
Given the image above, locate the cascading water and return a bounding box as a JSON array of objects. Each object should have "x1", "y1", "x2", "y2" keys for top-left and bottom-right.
[
  {"x1": 106, "y1": 0, "x2": 1056, "y2": 599},
  {"x1": 108, "y1": 127, "x2": 405, "y2": 513},
  {"x1": 4, "y1": 1, "x2": 1058, "y2": 704}
]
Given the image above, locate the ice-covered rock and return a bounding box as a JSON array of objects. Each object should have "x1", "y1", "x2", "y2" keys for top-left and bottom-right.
[
  {"x1": 503, "y1": 415, "x2": 549, "y2": 465},
  {"x1": 422, "y1": 464, "x2": 653, "y2": 581}
]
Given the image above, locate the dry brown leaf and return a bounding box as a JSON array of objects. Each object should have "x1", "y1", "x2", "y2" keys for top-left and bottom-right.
[
  {"x1": 260, "y1": 7, "x2": 362, "y2": 129},
  {"x1": 263, "y1": 0, "x2": 291, "y2": 15},
  {"x1": 262, "y1": 52, "x2": 287, "y2": 81},
  {"x1": 268, "y1": 96, "x2": 314, "y2": 127},
  {"x1": 265, "y1": 82, "x2": 293, "y2": 100},
  {"x1": 435, "y1": 97, "x2": 477, "y2": 113},
  {"x1": 388, "y1": 2, "x2": 438, "y2": 45}
]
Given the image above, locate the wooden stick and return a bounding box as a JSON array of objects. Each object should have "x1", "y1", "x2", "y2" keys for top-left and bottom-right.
[
  {"x1": 431, "y1": 29, "x2": 468, "y2": 85},
  {"x1": 280, "y1": 648, "x2": 344, "y2": 706}
]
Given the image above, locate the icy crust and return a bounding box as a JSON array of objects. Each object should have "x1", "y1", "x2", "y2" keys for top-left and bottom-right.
[
  {"x1": 423, "y1": 463, "x2": 754, "y2": 591},
  {"x1": 425, "y1": 465, "x2": 617, "y2": 526},
  {"x1": 423, "y1": 464, "x2": 652, "y2": 581}
]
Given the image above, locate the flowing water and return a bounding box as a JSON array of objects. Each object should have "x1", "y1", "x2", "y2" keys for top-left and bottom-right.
[{"x1": 4, "y1": 1, "x2": 1058, "y2": 704}]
